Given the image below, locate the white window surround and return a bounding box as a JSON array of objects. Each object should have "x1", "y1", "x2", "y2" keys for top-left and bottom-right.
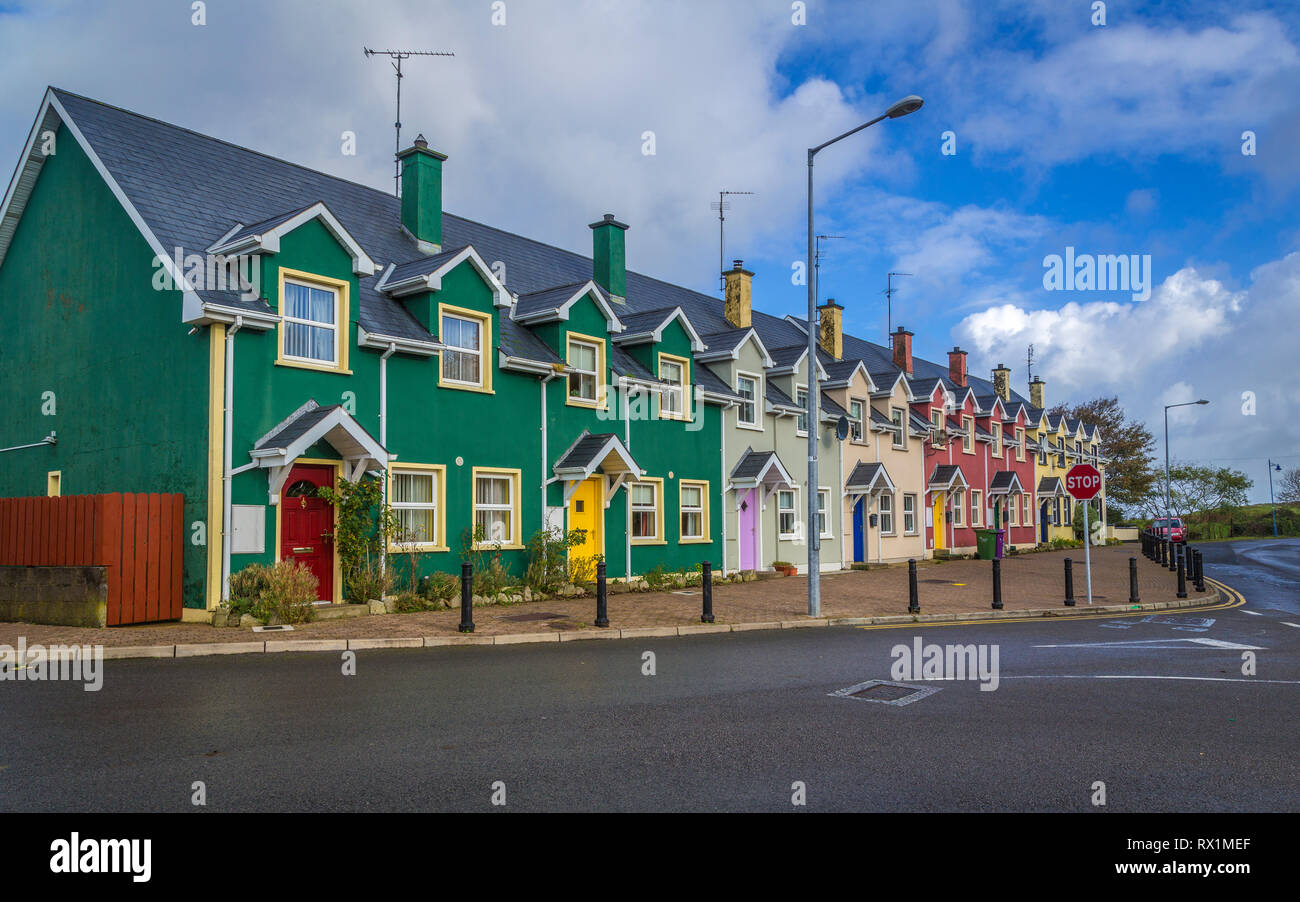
[
  {"x1": 952, "y1": 488, "x2": 965, "y2": 527},
  {"x1": 817, "y1": 488, "x2": 832, "y2": 539},
  {"x1": 849, "y1": 398, "x2": 866, "y2": 442},
  {"x1": 903, "y1": 493, "x2": 917, "y2": 535},
  {"x1": 736, "y1": 372, "x2": 761, "y2": 429},
  {"x1": 796, "y1": 386, "x2": 809, "y2": 435},
  {"x1": 777, "y1": 489, "x2": 798, "y2": 539},
  {"x1": 879, "y1": 492, "x2": 895, "y2": 535},
  {"x1": 970, "y1": 489, "x2": 983, "y2": 526},
  {"x1": 891, "y1": 408, "x2": 906, "y2": 449}
]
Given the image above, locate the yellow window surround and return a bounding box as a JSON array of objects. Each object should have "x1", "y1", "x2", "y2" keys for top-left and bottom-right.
[
  {"x1": 564, "y1": 331, "x2": 607, "y2": 410},
  {"x1": 470, "y1": 466, "x2": 522, "y2": 549},
  {"x1": 630, "y1": 476, "x2": 666, "y2": 545},
  {"x1": 678, "y1": 479, "x2": 710, "y2": 544},
  {"x1": 438, "y1": 303, "x2": 494, "y2": 394},
  {"x1": 387, "y1": 462, "x2": 448, "y2": 553},
  {"x1": 657, "y1": 352, "x2": 692, "y2": 421},
  {"x1": 276, "y1": 267, "x2": 352, "y2": 375}
]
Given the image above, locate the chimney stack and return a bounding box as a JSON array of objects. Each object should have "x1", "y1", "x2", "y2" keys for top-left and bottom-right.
[
  {"x1": 589, "y1": 213, "x2": 629, "y2": 300},
  {"x1": 890, "y1": 326, "x2": 914, "y2": 374},
  {"x1": 1029, "y1": 377, "x2": 1046, "y2": 410},
  {"x1": 947, "y1": 346, "x2": 968, "y2": 388},
  {"x1": 397, "y1": 134, "x2": 447, "y2": 252},
  {"x1": 818, "y1": 299, "x2": 843, "y2": 360},
  {"x1": 723, "y1": 259, "x2": 753, "y2": 329},
  {"x1": 992, "y1": 363, "x2": 1012, "y2": 402}
]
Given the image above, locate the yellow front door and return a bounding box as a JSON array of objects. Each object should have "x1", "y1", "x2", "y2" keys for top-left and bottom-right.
[
  {"x1": 932, "y1": 492, "x2": 945, "y2": 550},
  {"x1": 567, "y1": 477, "x2": 604, "y2": 580}
]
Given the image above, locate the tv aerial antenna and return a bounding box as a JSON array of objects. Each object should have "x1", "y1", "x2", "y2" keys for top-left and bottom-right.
[
  {"x1": 815, "y1": 234, "x2": 844, "y2": 306},
  {"x1": 884, "y1": 271, "x2": 912, "y2": 338},
  {"x1": 1027, "y1": 344, "x2": 1036, "y2": 385},
  {"x1": 711, "y1": 190, "x2": 755, "y2": 293},
  {"x1": 364, "y1": 47, "x2": 455, "y2": 196}
]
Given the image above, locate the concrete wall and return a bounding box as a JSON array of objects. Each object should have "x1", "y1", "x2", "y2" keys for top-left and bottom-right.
[{"x1": 0, "y1": 566, "x2": 109, "y2": 628}]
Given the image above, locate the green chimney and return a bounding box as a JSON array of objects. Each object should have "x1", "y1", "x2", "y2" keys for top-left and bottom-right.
[
  {"x1": 398, "y1": 134, "x2": 447, "y2": 251},
  {"x1": 589, "y1": 213, "x2": 628, "y2": 300}
]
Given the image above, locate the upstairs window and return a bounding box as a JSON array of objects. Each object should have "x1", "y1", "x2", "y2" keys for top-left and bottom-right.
[
  {"x1": 441, "y1": 308, "x2": 486, "y2": 389},
  {"x1": 796, "y1": 387, "x2": 809, "y2": 434},
  {"x1": 992, "y1": 422, "x2": 1003, "y2": 457},
  {"x1": 1016, "y1": 427, "x2": 1026, "y2": 461},
  {"x1": 567, "y1": 336, "x2": 600, "y2": 405},
  {"x1": 962, "y1": 415, "x2": 975, "y2": 453},
  {"x1": 891, "y1": 408, "x2": 906, "y2": 449},
  {"x1": 849, "y1": 399, "x2": 865, "y2": 442},
  {"x1": 659, "y1": 354, "x2": 689, "y2": 419},
  {"x1": 736, "y1": 375, "x2": 758, "y2": 427},
  {"x1": 282, "y1": 277, "x2": 342, "y2": 368}
]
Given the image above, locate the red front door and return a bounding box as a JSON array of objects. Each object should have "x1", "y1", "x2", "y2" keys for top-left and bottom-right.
[{"x1": 280, "y1": 464, "x2": 335, "y2": 602}]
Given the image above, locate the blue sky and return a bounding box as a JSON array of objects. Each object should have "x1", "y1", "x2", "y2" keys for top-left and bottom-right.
[{"x1": 1, "y1": 0, "x2": 1297, "y2": 501}]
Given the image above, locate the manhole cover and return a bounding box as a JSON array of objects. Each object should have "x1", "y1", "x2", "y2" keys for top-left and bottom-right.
[
  {"x1": 501, "y1": 611, "x2": 569, "y2": 622},
  {"x1": 547, "y1": 620, "x2": 577, "y2": 630},
  {"x1": 828, "y1": 680, "x2": 939, "y2": 706}
]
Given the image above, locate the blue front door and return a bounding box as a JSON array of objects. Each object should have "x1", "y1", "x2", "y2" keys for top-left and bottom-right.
[
  {"x1": 1040, "y1": 501, "x2": 1050, "y2": 542},
  {"x1": 852, "y1": 497, "x2": 865, "y2": 562}
]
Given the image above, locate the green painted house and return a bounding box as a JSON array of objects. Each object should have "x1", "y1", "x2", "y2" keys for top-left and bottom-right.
[{"x1": 0, "y1": 89, "x2": 743, "y2": 618}]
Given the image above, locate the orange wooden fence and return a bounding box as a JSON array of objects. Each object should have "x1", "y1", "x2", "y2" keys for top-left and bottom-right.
[{"x1": 0, "y1": 493, "x2": 185, "y2": 625}]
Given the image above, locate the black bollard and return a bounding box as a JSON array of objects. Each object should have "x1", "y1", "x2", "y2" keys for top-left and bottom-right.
[
  {"x1": 908, "y1": 559, "x2": 920, "y2": 614},
  {"x1": 1176, "y1": 550, "x2": 1188, "y2": 599},
  {"x1": 1064, "y1": 557, "x2": 1076, "y2": 607},
  {"x1": 1168, "y1": 541, "x2": 1178, "y2": 572},
  {"x1": 458, "y1": 561, "x2": 474, "y2": 633},
  {"x1": 701, "y1": 561, "x2": 715, "y2": 623},
  {"x1": 992, "y1": 558, "x2": 1003, "y2": 610},
  {"x1": 1128, "y1": 557, "x2": 1140, "y2": 604},
  {"x1": 1194, "y1": 549, "x2": 1206, "y2": 592},
  {"x1": 595, "y1": 561, "x2": 609, "y2": 628}
]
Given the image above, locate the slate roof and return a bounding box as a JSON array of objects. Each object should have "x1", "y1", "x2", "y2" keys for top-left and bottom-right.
[
  {"x1": 820, "y1": 392, "x2": 847, "y2": 418},
  {"x1": 554, "y1": 431, "x2": 636, "y2": 472},
  {"x1": 695, "y1": 363, "x2": 742, "y2": 400},
  {"x1": 385, "y1": 245, "x2": 471, "y2": 286},
  {"x1": 499, "y1": 318, "x2": 561, "y2": 365},
  {"x1": 821, "y1": 359, "x2": 862, "y2": 384},
  {"x1": 989, "y1": 471, "x2": 1024, "y2": 494},
  {"x1": 617, "y1": 306, "x2": 678, "y2": 335},
  {"x1": 219, "y1": 203, "x2": 317, "y2": 246},
  {"x1": 845, "y1": 461, "x2": 892, "y2": 492},
  {"x1": 254, "y1": 401, "x2": 339, "y2": 450},
  {"x1": 729, "y1": 449, "x2": 791, "y2": 484},
  {"x1": 869, "y1": 408, "x2": 894, "y2": 427},
  {"x1": 765, "y1": 382, "x2": 801, "y2": 411},
  {"x1": 1037, "y1": 476, "x2": 1065, "y2": 495},
  {"x1": 609, "y1": 346, "x2": 660, "y2": 383},
  {"x1": 699, "y1": 327, "x2": 756, "y2": 357},
  {"x1": 928, "y1": 464, "x2": 965, "y2": 488},
  {"x1": 44, "y1": 89, "x2": 1104, "y2": 435}
]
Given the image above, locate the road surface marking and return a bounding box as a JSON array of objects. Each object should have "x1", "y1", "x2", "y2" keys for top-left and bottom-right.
[
  {"x1": 1002, "y1": 675, "x2": 1300, "y2": 684},
  {"x1": 1032, "y1": 637, "x2": 1263, "y2": 650},
  {"x1": 1241, "y1": 610, "x2": 1262, "y2": 616},
  {"x1": 1282, "y1": 622, "x2": 1300, "y2": 629}
]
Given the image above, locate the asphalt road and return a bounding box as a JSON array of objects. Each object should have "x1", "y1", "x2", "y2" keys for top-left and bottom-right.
[{"x1": 3, "y1": 539, "x2": 1297, "y2": 812}]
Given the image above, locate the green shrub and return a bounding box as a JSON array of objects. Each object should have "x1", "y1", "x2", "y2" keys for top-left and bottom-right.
[
  {"x1": 228, "y1": 564, "x2": 271, "y2": 617},
  {"x1": 642, "y1": 563, "x2": 671, "y2": 591},
  {"x1": 420, "y1": 571, "x2": 459, "y2": 604},
  {"x1": 258, "y1": 560, "x2": 318, "y2": 624},
  {"x1": 525, "y1": 528, "x2": 588, "y2": 594}
]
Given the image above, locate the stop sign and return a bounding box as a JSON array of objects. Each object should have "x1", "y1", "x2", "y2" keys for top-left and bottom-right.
[{"x1": 1065, "y1": 463, "x2": 1102, "y2": 500}]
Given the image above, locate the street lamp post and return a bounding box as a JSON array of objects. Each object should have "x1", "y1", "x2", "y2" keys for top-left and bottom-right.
[
  {"x1": 805, "y1": 94, "x2": 922, "y2": 616},
  {"x1": 1163, "y1": 399, "x2": 1209, "y2": 526},
  {"x1": 1268, "y1": 459, "x2": 1282, "y2": 537}
]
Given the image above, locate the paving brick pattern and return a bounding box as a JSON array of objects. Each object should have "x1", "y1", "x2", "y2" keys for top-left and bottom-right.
[{"x1": 0, "y1": 545, "x2": 1211, "y2": 649}]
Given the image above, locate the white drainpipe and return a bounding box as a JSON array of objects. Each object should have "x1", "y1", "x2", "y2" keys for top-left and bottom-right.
[
  {"x1": 719, "y1": 409, "x2": 727, "y2": 576},
  {"x1": 221, "y1": 315, "x2": 244, "y2": 603},
  {"x1": 540, "y1": 372, "x2": 558, "y2": 535},
  {"x1": 379, "y1": 342, "x2": 396, "y2": 574},
  {"x1": 623, "y1": 379, "x2": 631, "y2": 581}
]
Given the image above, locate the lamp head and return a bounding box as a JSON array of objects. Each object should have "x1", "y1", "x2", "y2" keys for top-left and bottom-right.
[{"x1": 886, "y1": 95, "x2": 924, "y2": 118}]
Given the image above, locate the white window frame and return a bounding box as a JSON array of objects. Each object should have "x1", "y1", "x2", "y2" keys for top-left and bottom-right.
[
  {"x1": 389, "y1": 465, "x2": 444, "y2": 551},
  {"x1": 952, "y1": 488, "x2": 965, "y2": 527},
  {"x1": 796, "y1": 386, "x2": 809, "y2": 435},
  {"x1": 849, "y1": 398, "x2": 866, "y2": 443},
  {"x1": 1023, "y1": 492, "x2": 1033, "y2": 525},
  {"x1": 777, "y1": 489, "x2": 798, "y2": 539},
  {"x1": 281, "y1": 276, "x2": 341, "y2": 367},
  {"x1": 970, "y1": 489, "x2": 983, "y2": 526},
  {"x1": 736, "y1": 372, "x2": 761, "y2": 429},
  {"x1": 1008, "y1": 494, "x2": 1019, "y2": 526},
  {"x1": 962, "y1": 415, "x2": 975, "y2": 454},
  {"x1": 879, "y1": 492, "x2": 895, "y2": 535},
  {"x1": 441, "y1": 309, "x2": 486, "y2": 389},
  {"x1": 817, "y1": 488, "x2": 833, "y2": 539},
  {"x1": 903, "y1": 493, "x2": 917, "y2": 535},
  {"x1": 472, "y1": 469, "x2": 519, "y2": 547},
  {"x1": 992, "y1": 422, "x2": 1003, "y2": 458},
  {"x1": 566, "y1": 335, "x2": 601, "y2": 406},
  {"x1": 1016, "y1": 426, "x2": 1026, "y2": 461},
  {"x1": 890, "y1": 408, "x2": 906, "y2": 449}
]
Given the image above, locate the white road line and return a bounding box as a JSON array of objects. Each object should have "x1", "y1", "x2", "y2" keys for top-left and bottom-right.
[
  {"x1": 1033, "y1": 638, "x2": 1264, "y2": 650},
  {"x1": 1002, "y1": 675, "x2": 1300, "y2": 684},
  {"x1": 1241, "y1": 610, "x2": 1262, "y2": 616},
  {"x1": 1282, "y1": 622, "x2": 1300, "y2": 629}
]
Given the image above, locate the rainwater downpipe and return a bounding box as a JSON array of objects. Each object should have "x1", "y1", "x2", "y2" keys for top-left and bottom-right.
[
  {"x1": 221, "y1": 315, "x2": 244, "y2": 604},
  {"x1": 379, "y1": 342, "x2": 397, "y2": 575}
]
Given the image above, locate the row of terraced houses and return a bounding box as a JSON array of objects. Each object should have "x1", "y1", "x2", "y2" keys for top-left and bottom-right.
[{"x1": 0, "y1": 89, "x2": 1107, "y2": 619}]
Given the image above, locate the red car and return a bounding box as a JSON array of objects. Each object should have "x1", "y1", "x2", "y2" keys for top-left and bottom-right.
[{"x1": 1150, "y1": 517, "x2": 1186, "y2": 543}]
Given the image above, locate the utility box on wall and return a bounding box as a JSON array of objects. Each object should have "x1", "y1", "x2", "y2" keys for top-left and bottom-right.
[{"x1": 231, "y1": 504, "x2": 266, "y2": 555}]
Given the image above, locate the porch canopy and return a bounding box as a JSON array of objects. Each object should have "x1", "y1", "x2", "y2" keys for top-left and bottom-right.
[
  {"x1": 927, "y1": 464, "x2": 968, "y2": 493},
  {"x1": 988, "y1": 471, "x2": 1025, "y2": 496},
  {"x1": 1036, "y1": 476, "x2": 1068, "y2": 499},
  {"x1": 845, "y1": 461, "x2": 895, "y2": 502},
  {"x1": 553, "y1": 430, "x2": 642, "y2": 506},
  {"x1": 244, "y1": 400, "x2": 391, "y2": 504},
  {"x1": 728, "y1": 449, "x2": 794, "y2": 506}
]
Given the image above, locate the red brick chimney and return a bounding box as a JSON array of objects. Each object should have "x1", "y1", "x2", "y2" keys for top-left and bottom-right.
[
  {"x1": 890, "y1": 326, "x2": 914, "y2": 374},
  {"x1": 947, "y1": 346, "x2": 968, "y2": 388}
]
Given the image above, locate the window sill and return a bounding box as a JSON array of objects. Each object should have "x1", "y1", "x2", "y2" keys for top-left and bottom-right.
[
  {"x1": 387, "y1": 543, "x2": 450, "y2": 554},
  {"x1": 440, "y1": 380, "x2": 494, "y2": 395},
  {"x1": 679, "y1": 538, "x2": 710, "y2": 545},
  {"x1": 566, "y1": 397, "x2": 605, "y2": 410},
  {"x1": 471, "y1": 543, "x2": 523, "y2": 551},
  {"x1": 275, "y1": 358, "x2": 351, "y2": 375},
  {"x1": 632, "y1": 539, "x2": 667, "y2": 546},
  {"x1": 737, "y1": 422, "x2": 764, "y2": 432}
]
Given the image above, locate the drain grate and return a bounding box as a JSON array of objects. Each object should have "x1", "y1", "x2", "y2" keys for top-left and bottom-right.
[
  {"x1": 828, "y1": 679, "x2": 939, "y2": 706},
  {"x1": 501, "y1": 611, "x2": 569, "y2": 623}
]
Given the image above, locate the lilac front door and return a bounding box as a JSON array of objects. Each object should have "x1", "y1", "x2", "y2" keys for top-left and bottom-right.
[{"x1": 738, "y1": 489, "x2": 758, "y2": 571}]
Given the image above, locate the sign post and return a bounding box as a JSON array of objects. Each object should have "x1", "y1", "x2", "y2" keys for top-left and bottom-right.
[{"x1": 1065, "y1": 464, "x2": 1103, "y2": 605}]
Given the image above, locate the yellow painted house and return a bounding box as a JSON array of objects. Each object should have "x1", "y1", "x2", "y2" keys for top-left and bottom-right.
[{"x1": 1028, "y1": 378, "x2": 1105, "y2": 544}]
